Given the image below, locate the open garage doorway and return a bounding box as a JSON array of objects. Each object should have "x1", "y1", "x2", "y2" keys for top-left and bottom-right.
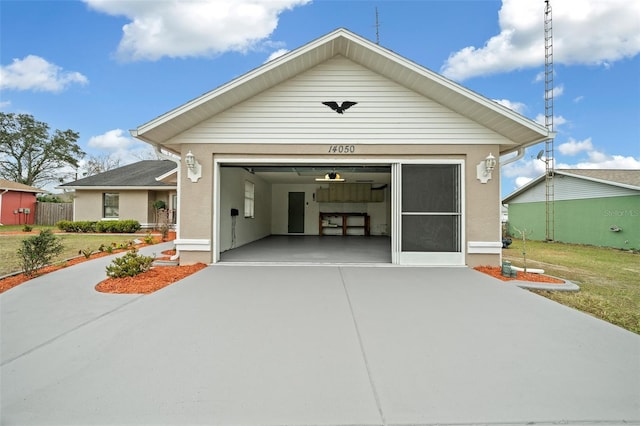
[{"x1": 216, "y1": 162, "x2": 392, "y2": 264}]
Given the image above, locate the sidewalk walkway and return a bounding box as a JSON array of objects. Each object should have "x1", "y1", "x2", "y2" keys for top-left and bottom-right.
[{"x1": 2, "y1": 253, "x2": 639, "y2": 425}]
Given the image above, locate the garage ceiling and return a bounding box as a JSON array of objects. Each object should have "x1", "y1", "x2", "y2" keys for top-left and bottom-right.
[{"x1": 222, "y1": 164, "x2": 391, "y2": 185}]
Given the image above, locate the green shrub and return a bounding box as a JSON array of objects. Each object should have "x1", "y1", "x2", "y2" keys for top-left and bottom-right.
[
  {"x1": 17, "y1": 229, "x2": 64, "y2": 277},
  {"x1": 22, "y1": 224, "x2": 33, "y2": 232},
  {"x1": 95, "y1": 220, "x2": 141, "y2": 233},
  {"x1": 37, "y1": 195, "x2": 68, "y2": 203},
  {"x1": 105, "y1": 248, "x2": 154, "y2": 278},
  {"x1": 57, "y1": 220, "x2": 96, "y2": 232},
  {"x1": 57, "y1": 220, "x2": 140, "y2": 233}
]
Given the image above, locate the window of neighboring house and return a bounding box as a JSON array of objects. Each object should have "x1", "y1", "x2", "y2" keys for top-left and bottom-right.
[
  {"x1": 103, "y1": 193, "x2": 119, "y2": 218},
  {"x1": 244, "y1": 180, "x2": 255, "y2": 218}
]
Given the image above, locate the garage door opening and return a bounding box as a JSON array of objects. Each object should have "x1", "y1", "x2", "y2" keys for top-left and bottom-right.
[
  {"x1": 216, "y1": 163, "x2": 392, "y2": 264},
  {"x1": 215, "y1": 160, "x2": 464, "y2": 265}
]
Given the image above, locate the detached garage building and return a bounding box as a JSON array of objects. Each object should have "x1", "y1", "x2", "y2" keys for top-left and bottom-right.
[
  {"x1": 503, "y1": 169, "x2": 640, "y2": 249},
  {"x1": 132, "y1": 28, "x2": 550, "y2": 266}
]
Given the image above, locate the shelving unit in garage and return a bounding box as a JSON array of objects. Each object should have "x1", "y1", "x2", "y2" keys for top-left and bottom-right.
[{"x1": 319, "y1": 212, "x2": 370, "y2": 236}]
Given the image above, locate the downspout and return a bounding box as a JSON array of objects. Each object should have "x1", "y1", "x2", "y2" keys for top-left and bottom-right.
[
  {"x1": 499, "y1": 148, "x2": 525, "y2": 167},
  {"x1": 0, "y1": 189, "x2": 8, "y2": 225},
  {"x1": 497, "y1": 148, "x2": 525, "y2": 258},
  {"x1": 154, "y1": 145, "x2": 182, "y2": 261}
]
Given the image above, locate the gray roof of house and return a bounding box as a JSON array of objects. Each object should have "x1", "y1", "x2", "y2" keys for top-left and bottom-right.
[
  {"x1": 502, "y1": 168, "x2": 640, "y2": 204},
  {"x1": 60, "y1": 160, "x2": 177, "y2": 188},
  {"x1": 557, "y1": 169, "x2": 640, "y2": 188}
]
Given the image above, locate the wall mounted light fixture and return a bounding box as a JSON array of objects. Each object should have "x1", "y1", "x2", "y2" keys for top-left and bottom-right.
[
  {"x1": 476, "y1": 153, "x2": 497, "y2": 184},
  {"x1": 184, "y1": 150, "x2": 202, "y2": 182}
]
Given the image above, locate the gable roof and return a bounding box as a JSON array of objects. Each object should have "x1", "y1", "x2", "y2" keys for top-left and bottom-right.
[
  {"x1": 59, "y1": 160, "x2": 177, "y2": 189},
  {"x1": 558, "y1": 169, "x2": 640, "y2": 188},
  {"x1": 132, "y1": 28, "x2": 550, "y2": 155},
  {"x1": 502, "y1": 169, "x2": 640, "y2": 203},
  {"x1": 0, "y1": 179, "x2": 44, "y2": 193}
]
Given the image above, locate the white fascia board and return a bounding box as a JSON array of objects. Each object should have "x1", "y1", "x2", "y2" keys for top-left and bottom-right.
[
  {"x1": 501, "y1": 174, "x2": 547, "y2": 204},
  {"x1": 62, "y1": 186, "x2": 177, "y2": 191},
  {"x1": 155, "y1": 168, "x2": 178, "y2": 182}
]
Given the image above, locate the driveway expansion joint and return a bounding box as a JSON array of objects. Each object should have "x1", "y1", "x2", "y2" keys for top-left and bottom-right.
[
  {"x1": 1, "y1": 294, "x2": 145, "y2": 367},
  {"x1": 338, "y1": 266, "x2": 388, "y2": 426}
]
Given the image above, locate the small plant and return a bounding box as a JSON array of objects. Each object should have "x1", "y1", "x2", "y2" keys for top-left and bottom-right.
[
  {"x1": 143, "y1": 232, "x2": 154, "y2": 244},
  {"x1": 17, "y1": 229, "x2": 64, "y2": 277},
  {"x1": 117, "y1": 240, "x2": 134, "y2": 250},
  {"x1": 22, "y1": 224, "x2": 33, "y2": 232},
  {"x1": 512, "y1": 226, "x2": 534, "y2": 273},
  {"x1": 105, "y1": 248, "x2": 154, "y2": 278},
  {"x1": 98, "y1": 243, "x2": 114, "y2": 253},
  {"x1": 79, "y1": 247, "x2": 94, "y2": 259}
]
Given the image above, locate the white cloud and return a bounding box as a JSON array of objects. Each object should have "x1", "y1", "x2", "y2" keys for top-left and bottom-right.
[
  {"x1": 88, "y1": 129, "x2": 134, "y2": 150},
  {"x1": 493, "y1": 98, "x2": 526, "y2": 114},
  {"x1": 573, "y1": 95, "x2": 585, "y2": 103},
  {"x1": 557, "y1": 152, "x2": 640, "y2": 169},
  {"x1": 442, "y1": 0, "x2": 640, "y2": 81},
  {"x1": 548, "y1": 84, "x2": 564, "y2": 98},
  {"x1": 0, "y1": 100, "x2": 11, "y2": 109},
  {"x1": 534, "y1": 114, "x2": 567, "y2": 128},
  {"x1": 84, "y1": 0, "x2": 311, "y2": 61},
  {"x1": 0, "y1": 55, "x2": 88, "y2": 92},
  {"x1": 87, "y1": 129, "x2": 157, "y2": 164},
  {"x1": 558, "y1": 137, "x2": 593, "y2": 156},
  {"x1": 515, "y1": 176, "x2": 534, "y2": 188},
  {"x1": 265, "y1": 48, "x2": 289, "y2": 63}
]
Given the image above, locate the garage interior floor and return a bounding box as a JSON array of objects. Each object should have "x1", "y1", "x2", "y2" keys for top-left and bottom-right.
[{"x1": 219, "y1": 235, "x2": 392, "y2": 264}]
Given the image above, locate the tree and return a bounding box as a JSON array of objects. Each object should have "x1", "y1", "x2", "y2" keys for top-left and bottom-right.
[
  {"x1": 83, "y1": 154, "x2": 121, "y2": 177},
  {"x1": 0, "y1": 112, "x2": 85, "y2": 187}
]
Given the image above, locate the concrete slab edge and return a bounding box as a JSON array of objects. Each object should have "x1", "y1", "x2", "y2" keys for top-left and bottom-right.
[{"x1": 512, "y1": 277, "x2": 580, "y2": 292}]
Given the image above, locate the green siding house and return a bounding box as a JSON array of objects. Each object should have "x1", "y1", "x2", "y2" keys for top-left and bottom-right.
[{"x1": 503, "y1": 169, "x2": 639, "y2": 249}]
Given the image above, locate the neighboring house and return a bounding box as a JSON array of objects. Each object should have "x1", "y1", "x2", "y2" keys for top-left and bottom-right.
[
  {"x1": 503, "y1": 169, "x2": 640, "y2": 249},
  {"x1": 131, "y1": 28, "x2": 550, "y2": 266},
  {"x1": 0, "y1": 179, "x2": 43, "y2": 226},
  {"x1": 59, "y1": 160, "x2": 178, "y2": 228}
]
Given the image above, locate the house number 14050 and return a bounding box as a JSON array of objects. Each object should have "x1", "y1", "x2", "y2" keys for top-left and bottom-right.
[{"x1": 328, "y1": 145, "x2": 355, "y2": 154}]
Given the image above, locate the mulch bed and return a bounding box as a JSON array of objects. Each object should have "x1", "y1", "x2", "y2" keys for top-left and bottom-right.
[
  {"x1": 95, "y1": 263, "x2": 207, "y2": 294},
  {"x1": 475, "y1": 266, "x2": 565, "y2": 284}
]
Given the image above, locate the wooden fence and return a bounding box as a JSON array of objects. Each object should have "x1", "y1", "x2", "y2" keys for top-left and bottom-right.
[{"x1": 35, "y1": 202, "x2": 73, "y2": 226}]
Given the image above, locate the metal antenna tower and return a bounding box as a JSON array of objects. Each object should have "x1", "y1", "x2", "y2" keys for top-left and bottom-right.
[
  {"x1": 544, "y1": 0, "x2": 555, "y2": 241},
  {"x1": 375, "y1": 7, "x2": 380, "y2": 45}
]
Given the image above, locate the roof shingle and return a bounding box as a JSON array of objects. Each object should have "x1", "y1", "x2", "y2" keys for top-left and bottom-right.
[{"x1": 60, "y1": 160, "x2": 177, "y2": 188}]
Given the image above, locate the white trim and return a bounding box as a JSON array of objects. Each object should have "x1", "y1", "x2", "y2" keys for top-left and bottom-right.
[
  {"x1": 175, "y1": 238, "x2": 211, "y2": 252},
  {"x1": 391, "y1": 163, "x2": 401, "y2": 264},
  {"x1": 399, "y1": 252, "x2": 465, "y2": 266},
  {"x1": 61, "y1": 186, "x2": 177, "y2": 190},
  {"x1": 395, "y1": 159, "x2": 466, "y2": 266},
  {"x1": 213, "y1": 157, "x2": 466, "y2": 266},
  {"x1": 468, "y1": 241, "x2": 503, "y2": 254},
  {"x1": 155, "y1": 168, "x2": 178, "y2": 182},
  {"x1": 213, "y1": 161, "x2": 221, "y2": 262}
]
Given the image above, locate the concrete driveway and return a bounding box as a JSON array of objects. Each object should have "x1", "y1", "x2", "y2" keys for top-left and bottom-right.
[{"x1": 2, "y1": 250, "x2": 639, "y2": 425}]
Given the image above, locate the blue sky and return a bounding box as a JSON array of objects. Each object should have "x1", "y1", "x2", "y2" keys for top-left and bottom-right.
[{"x1": 1, "y1": 0, "x2": 639, "y2": 195}]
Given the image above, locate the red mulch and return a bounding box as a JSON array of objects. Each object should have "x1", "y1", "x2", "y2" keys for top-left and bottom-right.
[
  {"x1": 95, "y1": 263, "x2": 207, "y2": 294},
  {"x1": 475, "y1": 266, "x2": 564, "y2": 284}
]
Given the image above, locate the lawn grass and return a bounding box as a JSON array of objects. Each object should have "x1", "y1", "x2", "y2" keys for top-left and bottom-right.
[
  {"x1": 0, "y1": 230, "x2": 148, "y2": 276},
  {"x1": 503, "y1": 239, "x2": 640, "y2": 334}
]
